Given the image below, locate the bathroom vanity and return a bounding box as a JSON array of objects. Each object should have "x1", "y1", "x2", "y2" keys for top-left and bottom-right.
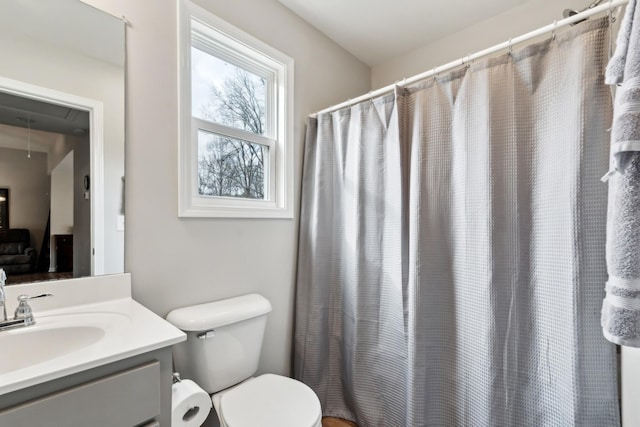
[{"x1": 0, "y1": 273, "x2": 185, "y2": 426}]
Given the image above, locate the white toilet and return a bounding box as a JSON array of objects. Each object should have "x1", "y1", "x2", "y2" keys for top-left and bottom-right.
[{"x1": 167, "y1": 293, "x2": 322, "y2": 427}]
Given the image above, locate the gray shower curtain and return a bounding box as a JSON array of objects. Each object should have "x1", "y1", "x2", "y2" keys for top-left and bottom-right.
[{"x1": 295, "y1": 18, "x2": 620, "y2": 427}]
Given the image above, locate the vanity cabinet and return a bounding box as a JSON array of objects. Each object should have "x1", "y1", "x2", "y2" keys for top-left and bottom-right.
[
  {"x1": 0, "y1": 362, "x2": 160, "y2": 426},
  {"x1": 0, "y1": 347, "x2": 173, "y2": 426}
]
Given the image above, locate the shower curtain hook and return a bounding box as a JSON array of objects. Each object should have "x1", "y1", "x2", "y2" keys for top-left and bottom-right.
[
  {"x1": 432, "y1": 67, "x2": 437, "y2": 82},
  {"x1": 508, "y1": 38, "x2": 513, "y2": 56},
  {"x1": 608, "y1": 0, "x2": 616, "y2": 23},
  {"x1": 551, "y1": 20, "x2": 557, "y2": 40}
]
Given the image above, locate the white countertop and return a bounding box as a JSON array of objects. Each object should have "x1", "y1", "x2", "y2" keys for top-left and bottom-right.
[{"x1": 0, "y1": 273, "x2": 186, "y2": 395}]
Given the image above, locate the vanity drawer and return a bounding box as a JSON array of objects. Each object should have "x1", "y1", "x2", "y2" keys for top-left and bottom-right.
[{"x1": 0, "y1": 361, "x2": 161, "y2": 427}]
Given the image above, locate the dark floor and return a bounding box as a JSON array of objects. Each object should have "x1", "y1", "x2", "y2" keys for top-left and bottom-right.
[
  {"x1": 6, "y1": 271, "x2": 73, "y2": 285},
  {"x1": 322, "y1": 417, "x2": 358, "y2": 427}
]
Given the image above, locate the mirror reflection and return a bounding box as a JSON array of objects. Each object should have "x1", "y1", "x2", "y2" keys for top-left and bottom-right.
[{"x1": 0, "y1": 0, "x2": 125, "y2": 284}]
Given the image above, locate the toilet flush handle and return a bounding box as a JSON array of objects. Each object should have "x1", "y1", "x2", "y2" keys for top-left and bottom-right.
[{"x1": 197, "y1": 330, "x2": 215, "y2": 340}]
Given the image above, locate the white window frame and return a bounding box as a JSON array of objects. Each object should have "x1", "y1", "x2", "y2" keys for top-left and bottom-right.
[{"x1": 178, "y1": 0, "x2": 294, "y2": 218}]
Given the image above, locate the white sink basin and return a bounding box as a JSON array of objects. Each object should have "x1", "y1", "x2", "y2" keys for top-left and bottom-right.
[
  {"x1": 0, "y1": 312, "x2": 129, "y2": 376},
  {"x1": 0, "y1": 275, "x2": 186, "y2": 397}
]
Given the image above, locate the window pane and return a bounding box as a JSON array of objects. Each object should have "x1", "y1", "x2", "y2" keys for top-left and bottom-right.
[
  {"x1": 191, "y1": 47, "x2": 266, "y2": 136},
  {"x1": 197, "y1": 130, "x2": 267, "y2": 200}
]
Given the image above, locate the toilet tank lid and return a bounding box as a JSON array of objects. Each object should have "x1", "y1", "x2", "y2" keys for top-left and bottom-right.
[{"x1": 166, "y1": 293, "x2": 272, "y2": 331}]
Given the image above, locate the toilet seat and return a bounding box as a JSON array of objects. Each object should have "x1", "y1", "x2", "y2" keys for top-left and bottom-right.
[{"x1": 216, "y1": 374, "x2": 322, "y2": 427}]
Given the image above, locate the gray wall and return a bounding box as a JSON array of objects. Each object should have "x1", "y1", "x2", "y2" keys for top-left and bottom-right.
[
  {"x1": 0, "y1": 146, "x2": 49, "y2": 257},
  {"x1": 73, "y1": 137, "x2": 91, "y2": 277},
  {"x1": 372, "y1": 0, "x2": 595, "y2": 87},
  {"x1": 84, "y1": 0, "x2": 370, "y2": 376}
]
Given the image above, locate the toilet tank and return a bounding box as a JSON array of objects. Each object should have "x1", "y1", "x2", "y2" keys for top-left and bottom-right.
[{"x1": 166, "y1": 293, "x2": 272, "y2": 393}]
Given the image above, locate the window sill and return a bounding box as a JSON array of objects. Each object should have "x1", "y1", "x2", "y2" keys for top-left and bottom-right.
[{"x1": 179, "y1": 197, "x2": 294, "y2": 219}]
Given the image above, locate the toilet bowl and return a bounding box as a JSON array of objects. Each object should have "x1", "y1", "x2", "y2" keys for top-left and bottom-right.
[
  {"x1": 213, "y1": 374, "x2": 321, "y2": 427},
  {"x1": 166, "y1": 294, "x2": 322, "y2": 427}
]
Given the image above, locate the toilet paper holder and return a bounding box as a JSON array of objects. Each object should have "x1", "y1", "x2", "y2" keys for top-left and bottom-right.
[
  {"x1": 173, "y1": 372, "x2": 182, "y2": 384},
  {"x1": 172, "y1": 372, "x2": 209, "y2": 424}
]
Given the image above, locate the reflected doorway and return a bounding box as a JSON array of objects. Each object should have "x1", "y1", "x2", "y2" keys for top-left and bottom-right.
[{"x1": 0, "y1": 91, "x2": 91, "y2": 282}]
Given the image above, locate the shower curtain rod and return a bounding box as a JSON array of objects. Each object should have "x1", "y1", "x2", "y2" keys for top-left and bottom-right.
[{"x1": 310, "y1": 0, "x2": 628, "y2": 118}]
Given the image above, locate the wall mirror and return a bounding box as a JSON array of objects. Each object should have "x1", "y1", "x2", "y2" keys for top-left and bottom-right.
[{"x1": 0, "y1": 0, "x2": 125, "y2": 284}]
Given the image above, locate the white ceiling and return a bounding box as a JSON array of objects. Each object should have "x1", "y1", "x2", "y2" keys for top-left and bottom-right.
[
  {"x1": 278, "y1": 0, "x2": 531, "y2": 66},
  {"x1": 0, "y1": 124, "x2": 61, "y2": 154}
]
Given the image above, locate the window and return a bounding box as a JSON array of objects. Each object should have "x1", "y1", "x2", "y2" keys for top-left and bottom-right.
[{"x1": 178, "y1": 1, "x2": 294, "y2": 218}]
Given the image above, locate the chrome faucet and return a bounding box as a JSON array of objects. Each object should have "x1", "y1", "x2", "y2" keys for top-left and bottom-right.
[
  {"x1": 14, "y1": 294, "x2": 53, "y2": 325},
  {"x1": 0, "y1": 293, "x2": 52, "y2": 331}
]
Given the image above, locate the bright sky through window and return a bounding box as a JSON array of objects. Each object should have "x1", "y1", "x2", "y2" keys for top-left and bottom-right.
[{"x1": 191, "y1": 47, "x2": 266, "y2": 136}]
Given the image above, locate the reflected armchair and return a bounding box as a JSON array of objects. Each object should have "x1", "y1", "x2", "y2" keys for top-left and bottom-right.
[{"x1": 0, "y1": 229, "x2": 36, "y2": 274}]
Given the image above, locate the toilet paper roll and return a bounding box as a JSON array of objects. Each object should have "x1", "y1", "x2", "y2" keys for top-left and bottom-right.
[{"x1": 172, "y1": 379, "x2": 212, "y2": 427}]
